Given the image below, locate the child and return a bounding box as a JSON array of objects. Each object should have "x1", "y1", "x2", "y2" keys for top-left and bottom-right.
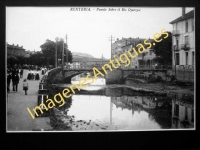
[{"x1": 23, "y1": 79, "x2": 29, "y2": 95}]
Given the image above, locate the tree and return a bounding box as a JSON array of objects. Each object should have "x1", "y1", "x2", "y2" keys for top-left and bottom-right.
[
  {"x1": 153, "y1": 31, "x2": 172, "y2": 66},
  {"x1": 7, "y1": 54, "x2": 18, "y2": 67},
  {"x1": 40, "y1": 38, "x2": 73, "y2": 67},
  {"x1": 29, "y1": 52, "x2": 45, "y2": 66}
]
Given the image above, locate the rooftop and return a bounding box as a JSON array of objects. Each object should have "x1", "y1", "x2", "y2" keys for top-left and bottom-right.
[
  {"x1": 7, "y1": 43, "x2": 25, "y2": 50},
  {"x1": 169, "y1": 10, "x2": 194, "y2": 24},
  {"x1": 114, "y1": 37, "x2": 153, "y2": 46}
]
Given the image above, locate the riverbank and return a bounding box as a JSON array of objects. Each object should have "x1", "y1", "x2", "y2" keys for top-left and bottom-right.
[
  {"x1": 51, "y1": 81, "x2": 194, "y2": 96},
  {"x1": 120, "y1": 80, "x2": 194, "y2": 95}
]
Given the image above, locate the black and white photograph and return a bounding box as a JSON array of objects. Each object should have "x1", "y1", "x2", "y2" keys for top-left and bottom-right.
[{"x1": 6, "y1": 6, "x2": 195, "y2": 132}]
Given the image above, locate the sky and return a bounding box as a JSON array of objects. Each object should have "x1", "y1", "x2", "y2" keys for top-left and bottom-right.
[{"x1": 6, "y1": 7, "x2": 194, "y2": 59}]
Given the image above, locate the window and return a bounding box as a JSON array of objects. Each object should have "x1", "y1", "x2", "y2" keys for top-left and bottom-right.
[
  {"x1": 185, "y1": 52, "x2": 188, "y2": 65},
  {"x1": 174, "y1": 104, "x2": 179, "y2": 117},
  {"x1": 176, "y1": 39, "x2": 179, "y2": 50},
  {"x1": 192, "y1": 51, "x2": 195, "y2": 65},
  {"x1": 192, "y1": 18, "x2": 194, "y2": 31},
  {"x1": 185, "y1": 36, "x2": 189, "y2": 45},
  {"x1": 185, "y1": 20, "x2": 188, "y2": 32},
  {"x1": 175, "y1": 53, "x2": 179, "y2": 65},
  {"x1": 185, "y1": 107, "x2": 188, "y2": 120}
]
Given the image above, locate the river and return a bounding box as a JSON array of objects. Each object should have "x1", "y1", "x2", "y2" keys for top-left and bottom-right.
[{"x1": 39, "y1": 75, "x2": 194, "y2": 131}]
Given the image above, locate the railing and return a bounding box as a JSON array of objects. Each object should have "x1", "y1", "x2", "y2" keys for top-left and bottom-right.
[
  {"x1": 172, "y1": 30, "x2": 180, "y2": 36},
  {"x1": 66, "y1": 65, "x2": 102, "y2": 70},
  {"x1": 138, "y1": 65, "x2": 172, "y2": 70},
  {"x1": 180, "y1": 44, "x2": 190, "y2": 50},
  {"x1": 67, "y1": 64, "x2": 173, "y2": 71}
]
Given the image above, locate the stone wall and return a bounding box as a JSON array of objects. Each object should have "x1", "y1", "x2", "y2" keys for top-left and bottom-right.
[
  {"x1": 105, "y1": 69, "x2": 124, "y2": 84},
  {"x1": 105, "y1": 88, "x2": 123, "y2": 97},
  {"x1": 167, "y1": 69, "x2": 194, "y2": 82}
]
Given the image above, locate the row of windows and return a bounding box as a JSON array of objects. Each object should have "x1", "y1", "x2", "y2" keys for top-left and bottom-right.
[
  {"x1": 174, "y1": 18, "x2": 194, "y2": 33},
  {"x1": 175, "y1": 35, "x2": 189, "y2": 46},
  {"x1": 185, "y1": 18, "x2": 194, "y2": 32},
  {"x1": 175, "y1": 51, "x2": 195, "y2": 65}
]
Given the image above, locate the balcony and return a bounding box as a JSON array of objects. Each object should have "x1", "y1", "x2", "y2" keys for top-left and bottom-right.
[
  {"x1": 172, "y1": 30, "x2": 180, "y2": 36},
  {"x1": 180, "y1": 44, "x2": 190, "y2": 50},
  {"x1": 173, "y1": 45, "x2": 180, "y2": 51}
]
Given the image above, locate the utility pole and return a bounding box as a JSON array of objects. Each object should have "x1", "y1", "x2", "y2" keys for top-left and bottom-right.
[
  {"x1": 109, "y1": 35, "x2": 115, "y2": 59},
  {"x1": 62, "y1": 38, "x2": 64, "y2": 77},
  {"x1": 66, "y1": 34, "x2": 68, "y2": 70},
  {"x1": 55, "y1": 38, "x2": 58, "y2": 68}
]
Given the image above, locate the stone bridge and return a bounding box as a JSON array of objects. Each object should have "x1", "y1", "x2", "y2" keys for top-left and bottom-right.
[{"x1": 45, "y1": 67, "x2": 168, "y2": 84}]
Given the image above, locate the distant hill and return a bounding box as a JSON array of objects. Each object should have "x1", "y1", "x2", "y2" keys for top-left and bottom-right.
[
  {"x1": 72, "y1": 52, "x2": 109, "y2": 62},
  {"x1": 72, "y1": 52, "x2": 94, "y2": 58}
]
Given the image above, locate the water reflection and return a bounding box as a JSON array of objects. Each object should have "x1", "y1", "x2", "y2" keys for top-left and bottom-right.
[
  {"x1": 168, "y1": 93, "x2": 194, "y2": 128},
  {"x1": 67, "y1": 93, "x2": 169, "y2": 129},
  {"x1": 38, "y1": 75, "x2": 194, "y2": 130}
]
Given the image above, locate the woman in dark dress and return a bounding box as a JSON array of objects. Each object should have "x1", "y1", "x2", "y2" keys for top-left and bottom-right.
[
  {"x1": 27, "y1": 70, "x2": 31, "y2": 80},
  {"x1": 41, "y1": 68, "x2": 45, "y2": 75},
  {"x1": 35, "y1": 71, "x2": 40, "y2": 80}
]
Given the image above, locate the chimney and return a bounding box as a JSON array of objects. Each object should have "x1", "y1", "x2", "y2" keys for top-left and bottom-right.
[{"x1": 182, "y1": 7, "x2": 185, "y2": 18}]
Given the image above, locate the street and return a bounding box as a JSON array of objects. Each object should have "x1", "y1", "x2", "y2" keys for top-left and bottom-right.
[{"x1": 7, "y1": 69, "x2": 52, "y2": 131}]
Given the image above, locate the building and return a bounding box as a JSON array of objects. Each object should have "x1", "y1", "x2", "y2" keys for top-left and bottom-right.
[
  {"x1": 24, "y1": 50, "x2": 37, "y2": 58},
  {"x1": 170, "y1": 8, "x2": 195, "y2": 69},
  {"x1": 171, "y1": 96, "x2": 194, "y2": 128},
  {"x1": 111, "y1": 37, "x2": 156, "y2": 69},
  {"x1": 137, "y1": 48, "x2": 156, "y2": 69},
  {"x1": 70, "y1": 55, "x2": 109, "y2": 69},
  {"x1": 7, "y1": 43, "x2": 26, "y2": 57}
]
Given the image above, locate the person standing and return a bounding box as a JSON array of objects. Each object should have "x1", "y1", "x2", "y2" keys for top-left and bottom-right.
[
  {"x1": 35, "y1": 70, "x2": 40, "y2": 80},
  {"x1": 12, "y1": 73, "x2": 20, "y2": 92},
  {"x1": 41, "y1": 67, "x2": 44, "y2": 75},
  {"x1": 20, "y1": 69, "x2": 23, "y2": 78},
  {"x1": 7, "y1": 72, "x2": 12, "y2": 92},
  {"x1": 23, "y1": 79, "x2": 29, "y2": 95}
]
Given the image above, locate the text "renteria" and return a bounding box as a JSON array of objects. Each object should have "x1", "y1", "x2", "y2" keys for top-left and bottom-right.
[{"x1": 70, "y1": 8, "x2": 91, "y2": 11}]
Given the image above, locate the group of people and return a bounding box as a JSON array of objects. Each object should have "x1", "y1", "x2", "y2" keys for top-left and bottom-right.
[
  {"x1": 27, "y1": 70, "x2": 40, "y2": 80},
  {"x1": 7, "y1": 66, "x2": 35, "y2": 95},
  {"x1": 41, "y1": 67, "x2": 48, "y2": 75},
  {"x1": 7, "y1": 67, "x2": 23, "y2": 92}
]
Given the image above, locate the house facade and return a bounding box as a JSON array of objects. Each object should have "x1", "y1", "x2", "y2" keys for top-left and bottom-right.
[
  {"x1": 111, "y1": 37, "x2": 156, "y2": 69},
  {"x1": 7, "y1": 43, "x2": 26, "y2": 57},
  {"x1": 170, "y1": 8, "x2": 195, "y2": 69}
]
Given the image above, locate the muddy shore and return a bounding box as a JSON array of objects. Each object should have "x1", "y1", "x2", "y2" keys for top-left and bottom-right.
[{"x1": 109, "y1": 82, "x2": 194, "y2": 95}]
